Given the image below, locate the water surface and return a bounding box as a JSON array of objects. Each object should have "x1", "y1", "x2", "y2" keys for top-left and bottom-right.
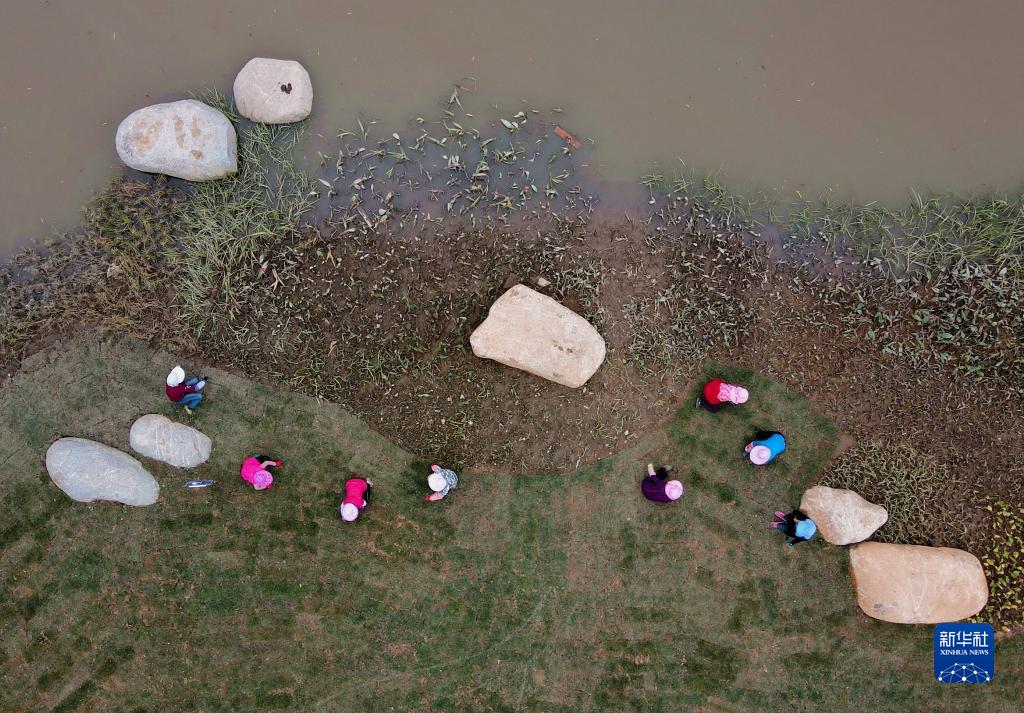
[{"x1": 3, "y1": 0, "x2": 1024, "y2": 255}]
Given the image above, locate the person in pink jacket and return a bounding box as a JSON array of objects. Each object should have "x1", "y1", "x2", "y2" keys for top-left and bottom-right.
[
  {"x1": 340, "y1": 477, "x2": 374, "y2": 522},
  {"x1": 240, "y1": 454, "x2": 283, "y2": 491}
]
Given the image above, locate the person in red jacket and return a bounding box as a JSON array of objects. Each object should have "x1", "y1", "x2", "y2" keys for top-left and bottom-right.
[
  {"x1": 165, "y1": 365, "x2": 209, "y2": 414},
  {"x1": 696, "y1": 378, "x2": 749, "y2": 413}
]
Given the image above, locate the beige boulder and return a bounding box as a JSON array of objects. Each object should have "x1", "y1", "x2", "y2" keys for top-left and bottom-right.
[
  {"x1": 115, "y1": 99, "x2": 237, "y2": 181},
  {"x1": 849, "y1": 542, "x2": 988, "y2": 624},
  {"x1": 800, "y1": 485, "x2": 887, "y2": 545},
  {"x1": 470, "y1": 284, "x2": 606, "y2": 388},
  {"x1": 46, "y1": 438, "x2": 159, "y2": 506},
  {"x1": 129, "y1": 414, "x2": 212, "y2": 468},
  {"x1": 233, "y1": 58, "x2": 313, "y2": 124}
]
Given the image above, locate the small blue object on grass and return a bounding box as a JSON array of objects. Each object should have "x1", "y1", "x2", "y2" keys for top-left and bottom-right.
[{"x1": 185, "y1": 480, "x2": 215, "y2": 489}]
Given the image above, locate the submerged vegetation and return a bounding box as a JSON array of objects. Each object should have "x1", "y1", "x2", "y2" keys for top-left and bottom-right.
[{"x1": 0, "y1": 87, "x2": 1022, "y2": 634}]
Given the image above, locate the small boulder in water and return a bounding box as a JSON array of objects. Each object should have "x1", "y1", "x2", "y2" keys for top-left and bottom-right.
[
  {"x1": 233, "y1": 57, "x2": 313, "y2": 124},
  {"x1": 115, "y1": 99, "x2": 237, "y2": 181}
]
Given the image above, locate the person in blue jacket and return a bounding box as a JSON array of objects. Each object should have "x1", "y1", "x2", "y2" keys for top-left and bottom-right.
[{"x1": 745, "y1": 430, "x2": 786, "y2": 465}]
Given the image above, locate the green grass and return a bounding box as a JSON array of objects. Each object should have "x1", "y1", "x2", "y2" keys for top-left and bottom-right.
[{"x1": 0, "y1": 339, "x2": 1020, "y2": 711}]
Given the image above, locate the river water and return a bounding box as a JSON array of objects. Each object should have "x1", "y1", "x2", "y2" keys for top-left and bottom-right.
[{"x1": 3, "y1": 0, "x2": 1024, "y2": 256}]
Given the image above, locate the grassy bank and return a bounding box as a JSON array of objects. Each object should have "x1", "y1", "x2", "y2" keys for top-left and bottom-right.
[{"x1": 1, "y1": 338, "x2": 1020, "y2": 711}]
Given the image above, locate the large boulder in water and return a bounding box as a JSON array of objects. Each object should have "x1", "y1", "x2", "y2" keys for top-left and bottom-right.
[
  {"x1": 848, "y1": 542, "x2": 988, "y2": 624},
  {"x1": 233, "y1": 57, "x2": 313, "y2": 124},
  {"x1": 129, "y1": 414, "x2": 211, "y2": 468},
  {"x1": 115, "y1": 99, "x2": 237, "y2": 181},
  {"x1": 800, "y1": 485, "x2": 888, "y2": 545},
  {"x1": 45, "y1": 438, "x2": 159, "y2": 506},
  {"x1": 470, "y1": 284, "x2": 606, "y2": 388}
]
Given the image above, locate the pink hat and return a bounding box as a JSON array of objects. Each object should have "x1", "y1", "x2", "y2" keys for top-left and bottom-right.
[
  {"x1": 340, "y1": 502, "x2": 359, "y2": 522},
  {"x1": 252, "y1": 470, "x2": 273, "y2": 490},
  {"x1": 749, "y1": 445, "x2": 772, "y2": 465},
  {"x1": 665, "y1": 480, "x2": 684, "y2": 500},
  {"x1": 730, "y1": 386, "x2": 749, "y2": 404}
]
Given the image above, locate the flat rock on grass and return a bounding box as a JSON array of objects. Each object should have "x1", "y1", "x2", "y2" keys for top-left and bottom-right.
[
  {"x1": 470, "y1": 284, "x2": 606, "y2": 388},
  {"x1": 129, "y1": 414, "x2": 211, "y2": 468},
  {"x1": 233, "y1": 57, "x2": 313, "y2": 124},
  {"x1": 45, "y1": 437, "x2": 159, "y2": 506},
  {"x1": 849, "y1": 542, "x2": 988, "y2": 624},
  {"x1": 800, "y1": 485, "x2": 887, "y2": 545},
  {"x1": 115, "y1": 99, "x2": 237, "y2": 181}
]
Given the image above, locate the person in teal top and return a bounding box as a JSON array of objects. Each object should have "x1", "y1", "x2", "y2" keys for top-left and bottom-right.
[{"x1": 745, "y1": 430, "x2": 786, "y2": 465}]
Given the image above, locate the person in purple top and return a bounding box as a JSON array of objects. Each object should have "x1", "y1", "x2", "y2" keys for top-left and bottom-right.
[{"x1": 641, "y1": 463, "x2": 684, "y2": 503}]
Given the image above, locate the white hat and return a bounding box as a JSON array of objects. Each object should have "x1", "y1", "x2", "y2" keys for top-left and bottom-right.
[
  {"x1": 665, "y1": 480, "x2": 684, "y2": 500},
  {"x1": 427, "y1": 472, "x2": 447, "y2": 492},
  {"x1": 340, "y1": 502, "x2": 359, "y2": 522},
  {"x1": 749, "y1": 445, "x2": 772, "y2": 466},
  {"x1": 166, "y1": 365, "x2": 186, "y2": 387}
]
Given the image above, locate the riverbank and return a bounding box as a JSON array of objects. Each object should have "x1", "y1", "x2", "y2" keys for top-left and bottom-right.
[{"x1": 1, "y1": 94, "x2": 1021, "y2": 634}]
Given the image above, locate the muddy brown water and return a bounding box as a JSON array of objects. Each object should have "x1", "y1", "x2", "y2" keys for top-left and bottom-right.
[{"x1": 3, "y1": 0, "x2": 1024, "y2": 257}]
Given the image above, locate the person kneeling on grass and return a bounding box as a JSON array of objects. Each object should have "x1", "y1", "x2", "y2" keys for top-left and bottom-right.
[
  {"x1": 745, "y1": 430, "x2": 786, "y2": 465},
  {"x1": 240, "y1": 454, "x2": 282, "y2": 491},
  {"x1": 697, "y1": 378, "x2": 749, "y2": 413},
  {"x1": 425, "y1": 464, "x2": 459, "y2": 502},
  {"x1": 770, "y1": 509, "x2": 816, "y2": 547},
  {"x1": 166, "y1": 365, "x2": 209, "y2": 414},
  {"x1": 641, "y1": 463, "x2": 684, "y2": 503},
  {"x1": 340, "y1": 476, "x2": 373, "y2": 522}
]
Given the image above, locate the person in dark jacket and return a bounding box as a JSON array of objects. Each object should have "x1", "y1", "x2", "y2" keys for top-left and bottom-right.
[
  {"x1": 641, "y1": 463, "x2": 684, "y2": 503},
  {"x1": 770, "y1": 509, "x2": 817, "y2": 547},
  {"x1": 165, "y1": 365, "x2": 208, "y2": 414}
]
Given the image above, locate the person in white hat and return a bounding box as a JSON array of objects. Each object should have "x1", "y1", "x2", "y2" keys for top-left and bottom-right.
[
  {"x1": 745, "y1": 430, "x2": 786, "y2": 466},
  {"x1": 641, "y1": 463, "x2": 684, "y2": 503},
  {"x1": 340, "y1": 476, "x2": 373, "y2": 522},
  {"x1": 697, "y1": 378, "x2": 750, "y2": 413},
  {"x1": 424, "y1": 464, "x2": 459, "y2": 503},
  {"x1": 165, "y1": 365, "x2": 209, "y2": 414}
]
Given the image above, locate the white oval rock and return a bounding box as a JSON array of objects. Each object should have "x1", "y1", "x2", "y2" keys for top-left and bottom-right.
[
  {"x1": 46, "y1": 438, "x2": 159, "y2": 506},
  {"x1": 115, "y1": 99, "x2": 237, "y2": 180},
  {"x1": 129, "y1": 414, "x2": 211, "y2": 469},
  {"x1": 800, "y1": 485, "x2": 888, "y2": 545},
  {"x1": 849, "y1": 542, "x2": 988, "y2": 624},
  {"x1": 470, "y1": 284, "x2": 606, "y2": 388},
  {"x1": 233, "y1": 58, "x2": 313, "y2": 124}
]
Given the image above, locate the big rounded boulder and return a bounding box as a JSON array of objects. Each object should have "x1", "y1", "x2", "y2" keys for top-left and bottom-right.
[
  {"x1": 233, "y1": 58, "x2": 313, "y2": 124},
  {"x1": 46, "y1": 438, "x2": 159, "y2": 506},
  {"x1": 800, "y1": 485, "x2": 888, "y2": 545},
  {"x1": 848, "y1": 542, "x2": 988, "y2": 624},
  {"x1": 470, "y1": 284, "x2": 606, "y2": 388},
  {"x1": 115, "y1": 99, "x2": 237, "y2": 181},
  {"x1": 129, "y1": 414, "x2": 211, "y2": 468}
]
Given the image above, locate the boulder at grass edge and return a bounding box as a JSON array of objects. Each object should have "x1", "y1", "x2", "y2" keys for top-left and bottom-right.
[
  {"x1": 849, "y1": 542, "x2": 988, "y2": 624},
  {"x1": 130, "y1": 414, "x2": 212, "y2": 468},
  {"x1": 233, "y1": 58, "x2": 313, "y2": 124},
  {"x1": 800, "y1": 485, "x2": 888, "y2": 545},
  {"x1": 115, "y1": 99, "x2": 237, "y2": 181},
  {"x1": 46, "y1": 438, "x2": 159, "y2": 506},
  {"x1": 470, "y1": 284, "x2": 606, "y2": 388}
]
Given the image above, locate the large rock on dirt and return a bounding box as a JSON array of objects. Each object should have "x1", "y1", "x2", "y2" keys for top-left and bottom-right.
[
  {"x1": 129, "y1": 414, "x2": 211, "y2": 468},
  {"x1": 470, "y1": 284, "x2": 606, "y2": 388},
  {"x1": 848, "y1": 542, "x2": 988, "y2": 624},
  {"x1": 115, "y1": 99, "x2": 237, "y2": 181},
  {"x1": 233, "y1": 58, "x2": 313, "y2": 124},
  {"x1": 45, "y1": 438, "x2": 159, "y2": 506},
  {"x1": 800, "y1": 485, "x2": 887, "y2": 545}
]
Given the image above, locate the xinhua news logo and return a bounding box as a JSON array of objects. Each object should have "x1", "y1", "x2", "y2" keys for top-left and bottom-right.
[{"x1": 934, "y1": 623, "x2": 994, "y2": 684}]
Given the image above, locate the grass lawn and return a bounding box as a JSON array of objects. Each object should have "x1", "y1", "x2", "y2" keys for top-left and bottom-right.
[{"x1": 0, "y1": 338, "x2": 1020, "y2": 712}]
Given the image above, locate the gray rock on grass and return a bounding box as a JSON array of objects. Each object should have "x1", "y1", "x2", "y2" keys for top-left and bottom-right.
[
  {"x1": 46, "y1": 438, "x2": 159, "y2": 506},
  {"x1": 800, "y1": 485, "x2": 888, "y2": 545},
  {"x1": 470, "y1": 284, "x2": 606, "y2": 388},
  {"x1": 129, "y1": 414, "x2": 211, "y2": 468},
  {"x1": 233, "y1": 58, "x2": 313, "y2": 124},
  {"x1": 115, "y1": 99, "x2": 237, "y2": 181}
]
